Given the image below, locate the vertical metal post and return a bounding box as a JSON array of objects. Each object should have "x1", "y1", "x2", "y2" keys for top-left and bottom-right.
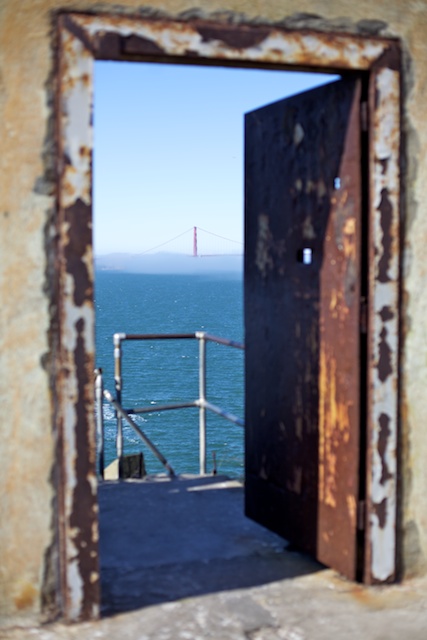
[
  {"x1": 198, "y1": 332, "x2": 207, "y2": 475},
  {"x1": 114, "y1": 333, "x2": 124, "y2": 479},
  {"x1": 95, "y1": 368, "x2": 105, "y2": 479}
]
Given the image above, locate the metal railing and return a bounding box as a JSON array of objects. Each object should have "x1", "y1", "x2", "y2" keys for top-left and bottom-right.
[{"x1": 95, "y1": 331, "x2": 245, "y2": 479}]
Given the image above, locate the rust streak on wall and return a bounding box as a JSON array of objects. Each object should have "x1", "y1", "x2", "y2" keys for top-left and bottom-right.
[
  {"x1": 56, "y1": 17, "x2": 99, "y2": 621},
  {"x1": 69, "y1": 316, "x2": 98, "y2": 617},
  {"x1": 64, "y1": 201, "x2": 92, "y2": 307},
  {"x1": 378, "y1": 413, "x2": 393, "y2": 486},
  {"x1": 377, "y1": 188, "x2": 393, "y2": 283}
]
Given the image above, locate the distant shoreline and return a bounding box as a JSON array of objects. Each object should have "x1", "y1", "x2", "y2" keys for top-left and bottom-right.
[{"x1": 94, "y1": 251, "x2": 243, "y2": 276}]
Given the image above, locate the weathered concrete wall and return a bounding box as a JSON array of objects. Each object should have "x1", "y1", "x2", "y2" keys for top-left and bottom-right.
[{"x1": 1, "y1": 0, "x2": 426, "y2": 626}]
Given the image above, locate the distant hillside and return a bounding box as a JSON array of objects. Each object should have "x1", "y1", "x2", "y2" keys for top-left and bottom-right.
[{"x1": 94, "y1": 251, "x2": 243, "y2": 275}]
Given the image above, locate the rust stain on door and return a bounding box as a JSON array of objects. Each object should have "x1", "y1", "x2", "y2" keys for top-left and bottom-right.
[{"x1": 245, "y1": 78, "x2": 363, "y2": 580}]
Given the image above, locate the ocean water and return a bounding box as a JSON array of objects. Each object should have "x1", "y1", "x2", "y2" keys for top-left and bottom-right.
[{"x1": 95, "y1": 271, "x2": 244, "y2": 477}]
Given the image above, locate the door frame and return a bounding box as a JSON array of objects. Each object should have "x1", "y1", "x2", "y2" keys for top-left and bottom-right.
[{"x1": 54, "y1": 12, "x2": 401, "y2": 620}]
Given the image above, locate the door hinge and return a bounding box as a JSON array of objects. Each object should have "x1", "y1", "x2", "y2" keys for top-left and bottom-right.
[
  {"x1": 361, "y1": 102, "x2": 368, "y2": 132},
  {"x1": 360, "y1": 297, "x2": 368, "y2": 334},
  {"x1": 357, "y1": 500, "x2": 366, "y2": 530}
]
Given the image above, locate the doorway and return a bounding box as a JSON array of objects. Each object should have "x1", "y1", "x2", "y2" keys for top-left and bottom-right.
[
  {"x1": 55, "y1": 13, "x2": 401, "y2": 620},
  {"x1": 93, "y1": 61, "x2": 337, "y2": 478}
]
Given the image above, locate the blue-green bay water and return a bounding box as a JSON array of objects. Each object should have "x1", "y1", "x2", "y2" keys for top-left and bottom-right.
[{"x1": 95, "y1": 271, "x2": 244, "y2": 477}]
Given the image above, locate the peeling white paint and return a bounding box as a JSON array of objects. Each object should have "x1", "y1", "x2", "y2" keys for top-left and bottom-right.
[
  {"x1": 61, "y1": 286, "x2": 96, "y2": 614},
  {"x1": 60, "y1": 30, "x2": 93, "y2": 209},
  {"x1": 58, "y1": 22, "x2": 98, "y2": 620},
  {"x1": 56, "y1": 15, "x2": 401, "y2": 601},
  {"x1": 63, "y1": 298, "x2": 95, "y2": 355},
  {"x1": 368, "y1": 67, "x2": 400, "y2": 582},
  {"x1": 74, "y1": 14, "x2": 390, "y2": 70},
  {"x1": 370, "y1": 499, "x2": 397, "y2": 580},
  {"x1": 67, "y1": 556, "x2": 84, "y2": 621}
]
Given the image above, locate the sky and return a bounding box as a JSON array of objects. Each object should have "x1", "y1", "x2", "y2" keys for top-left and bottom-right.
[{"x1": 93, "y1": 62, "x2": 339, "y2": 256}]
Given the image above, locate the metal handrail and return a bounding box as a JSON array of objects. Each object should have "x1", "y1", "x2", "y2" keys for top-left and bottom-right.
[
  {"x1": 95, "y1": 331, "x2": 244, "y2": 479},
  {"x1": 95, "y1": 368, "x2": 104, "y2": 478},
  {"x1": 103, "y1": 389, "x2": 176, "y2": 478}
]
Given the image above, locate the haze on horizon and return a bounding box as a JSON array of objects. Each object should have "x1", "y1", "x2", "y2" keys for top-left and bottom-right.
[{"x1": 94, "y1": 250, "x2": 244, "y2": 276}]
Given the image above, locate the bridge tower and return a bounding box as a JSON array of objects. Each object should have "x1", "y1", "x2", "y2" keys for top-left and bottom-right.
[{"x1": 193, "y1": 226, "x2": 198, "y2": 258}]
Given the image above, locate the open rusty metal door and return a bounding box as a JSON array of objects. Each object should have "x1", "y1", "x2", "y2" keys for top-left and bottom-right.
[{"x1": 244, "y1": 78, "x2": 364, "y2": 580}]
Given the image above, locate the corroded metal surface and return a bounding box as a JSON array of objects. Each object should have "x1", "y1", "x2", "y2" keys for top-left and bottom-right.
[
  {"x1": 317, "y1": 79, "x2": 362, "y2": 578},
  {"x1": 244, "y1": 79, "x2": 362, "y2": 580},
  {"x1": 68, "y1": 13, "x2": 395, "y2": 71},
  {"x1": 55, "y1": 13, "x2": 401, "y2": 611},
  {"x1": 57, "y1": 18, "x2": 99, "y2": 621},
  {"x1": 365, "y1": 64, "x2": 401, "y2": 584}
]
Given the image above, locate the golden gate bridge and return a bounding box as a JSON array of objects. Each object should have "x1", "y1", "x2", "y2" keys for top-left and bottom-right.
[{"x1": 140, "y1": 226, "x2": 243, "y2": 257}]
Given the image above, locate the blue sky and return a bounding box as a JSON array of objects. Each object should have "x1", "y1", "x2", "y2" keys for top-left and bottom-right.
[{"x1": 93, "y1": 62, "x2": 338, "y2": 256}]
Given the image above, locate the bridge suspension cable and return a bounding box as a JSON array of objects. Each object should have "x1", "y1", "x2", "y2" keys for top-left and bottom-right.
[
  {"x1": 140, "y1": 226, "x2": 243, "y2": 257},
  {"x1": 195, "y1": 226, "x2": 243, "y2": 257},
  {"x1": 139, "y1": 228, "x2": 194, "y2": 255}
]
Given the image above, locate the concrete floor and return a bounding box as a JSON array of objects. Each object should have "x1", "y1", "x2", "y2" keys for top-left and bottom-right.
[
  {"x1": 2, "y1": 475, "x2": 427, "y2": 639},
  {"x1": 98, "y1": 475, "x2": 317, "y2": 614}
]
